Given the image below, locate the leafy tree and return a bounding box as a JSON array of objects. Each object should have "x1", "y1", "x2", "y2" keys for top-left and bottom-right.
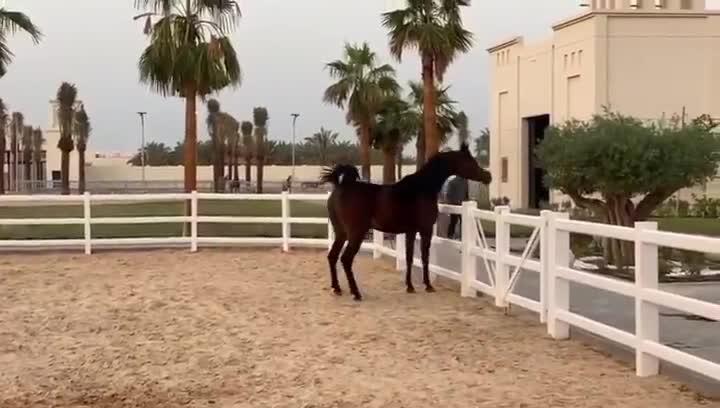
[
  {"x1": 128, "y1": 141, "x2": 173, "y2": 166},
  {"x1": 0, "y1": 7, "x2": 42, "y2": 77},
  {"x1": 382, "y1": 0, "x2": 473, "y2": 160},
  {"x1": 323, "y1": 42, "x2": 399, "y2": 180},
  {"x1": 538, "y1": 110, "x2": 720, "y2": 267},
  {"x1": 56, "y1": 82, "x2": 77, "y2": 195},
  {"x1": 305, "y1": 127, "x2": 338, "y2": 165},
  {"x1": 240, "y1": 121, "x2": 253, "y2": 183},
  {"x1": 134, "y1": 0, "x2": 242, "y2": 194},
  {"x1": 253, "y1": 107, "x2": 269, "y2": 193},
  {"x1": 0, "y1": 98, "x2": 7, "y2": 194},
  {"x1": 73, "y1": 104, "x2": 91, "y2": 194}
]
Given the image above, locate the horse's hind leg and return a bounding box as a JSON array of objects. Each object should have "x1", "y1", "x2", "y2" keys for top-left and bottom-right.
[
  {"x1": 341, "y1": 233, "x2": 366, "y2": 301},
  {"x1": 420, "y1": 229, "x2": 435, "y2": 293},
  {"x1": 327, "y1": 230, "x2": 346, "y2": 296},
  {"x1": 405, "y1": 231, "x2": 417, "y2": 293}
]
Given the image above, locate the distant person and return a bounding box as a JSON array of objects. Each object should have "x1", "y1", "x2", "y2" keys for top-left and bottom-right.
[{"x1": 445, "y1": 175, "x2": 468, "y2": 239}]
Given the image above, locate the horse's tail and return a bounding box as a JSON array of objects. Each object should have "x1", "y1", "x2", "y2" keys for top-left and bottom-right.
[{"x1": 320, "y1": 164, "x2": 360, "y2": 187}]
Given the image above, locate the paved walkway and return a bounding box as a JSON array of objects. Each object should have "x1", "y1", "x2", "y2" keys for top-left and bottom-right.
[{"x1": 0, "y1": 249, "x2": 713, "y2": 407}]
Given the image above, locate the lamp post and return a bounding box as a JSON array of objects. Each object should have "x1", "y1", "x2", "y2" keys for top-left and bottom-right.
[
  {"x1": 291, "y1": 113, "x2": 300, "y2": 181},
  {"x1": 137, "y1": 111, "x2": 147, "y2": 185}
]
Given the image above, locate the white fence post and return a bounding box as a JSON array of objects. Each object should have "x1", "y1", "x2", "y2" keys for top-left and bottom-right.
[
  {"x1": 539, "y1": 210, "x2": 552, "y2": 323},
  {"x1": 83, "y1": 192, "x2": 91, "y2": 255},
  {"x1": 373, "y1": 230, "x2": 382, "y2": 259},
  {"x1": 635, "y1": 221, "x2": 660, "y2": 377},
  {"x1": 395, "y1": 234, "x2": 404, "y2": 271},
  {"x1": 548, "y1": 211, "x2": 571, "y2": 339},
  {"x1": 281, "y1": 191, "x2": 290, "y2": 252},
  {"x1": 461, "y1": 200, "x2": 478, "y2": 297},
  {"x1": 494, "y1": 206, "x2": 510, "y2": 307},
  {"x1": 190, "y1": 190, "x2": 198, "y2": 252}
]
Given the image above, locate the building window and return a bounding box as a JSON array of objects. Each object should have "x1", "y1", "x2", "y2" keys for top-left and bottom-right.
[
  {"x1": 681, "y1": 0, "x2": 692, "y2": 9},
  {"x1": 501, "y1": 157, "x2": 509, "y2": 183},
  {"x1": 578, "y1": 50, "x2": 583, "y2": 65}
]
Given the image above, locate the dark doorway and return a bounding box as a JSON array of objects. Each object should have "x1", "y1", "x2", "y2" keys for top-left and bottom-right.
[{"x1": 526, "y1": 114, "x2": 550, "y2": 209}]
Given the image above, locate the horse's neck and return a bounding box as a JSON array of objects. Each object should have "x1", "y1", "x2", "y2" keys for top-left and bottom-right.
[{"x1": 396, "y1": 160, "x2": 451, "y2": 197}]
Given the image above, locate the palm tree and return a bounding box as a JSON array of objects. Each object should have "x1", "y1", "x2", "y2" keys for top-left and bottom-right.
[
  {"x1": 57, "y1": 82, "x2": 77, "y2": 195},
  {"x1": 407, "y1": 80, "x2": 459, "y2": 169},
  {"x1": 0, "y1": 7, "x2": 42, "y2": 77},
  {"x1": 74, "y1": 104, "x2": 91, "y2": 194},
  {"x1": 134, "y1": 0, "x2": 242, "y2": 194},
  {"x1": 323, "y1": 42, "x2": 399, "y2": 180},
  {"x1": 21, "y1": 125, "x2": 32, "y2": 190},
  {"x1": 206, "y1": 99, "x2": 224, "y2": 192},
  {"x1": 0, "y1": 98, "x2": 7, "y2": 194},
  {"x1": 305, "y1": 127, "x2": 338, "y2": 165},
  {"x1": 475, "y1": 126, "x2": 489, "y2": 167},
  {"x1": 382, "y1": 0, "x2": 473, "y2": 160},
  {"x1": 9, "y1": 112, "x2": 23, "y2": 191},
  {"x1": 32, "y1": 127, "x2": 44, "y2": 187},
  {"x1": 253, "y1": 107, "x2": 269, "y2": 194},
  {"x1": 373, "y1": 96, "x2": 416, "y2": 184},
  {"x1": 455, "y1": 111, "x2": 470, "y2": 146},
  {"x1": 218, "y1": 112, "x2": 238, "y2": 190},
  {"x1": 240, "y1": 121, "x2": 253, "y2": 184}
]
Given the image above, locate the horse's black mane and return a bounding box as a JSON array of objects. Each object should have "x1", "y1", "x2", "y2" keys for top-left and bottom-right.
[{"x1": 393, "y1": 151, "x2": 453, "y2": 197}]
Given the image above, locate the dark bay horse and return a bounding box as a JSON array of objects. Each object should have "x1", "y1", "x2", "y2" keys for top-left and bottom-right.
[{"x1": 320, "y1": 144, "x2": 493, "y2": 301}]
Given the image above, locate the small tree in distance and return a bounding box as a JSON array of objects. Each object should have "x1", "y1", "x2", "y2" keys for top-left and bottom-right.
[{"x1": 538, "y1": 110, "x2": 720, "y2": 268}]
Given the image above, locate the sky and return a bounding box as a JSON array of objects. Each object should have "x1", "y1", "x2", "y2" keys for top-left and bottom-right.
[{"x1": 3, "y1": 0, "x2": 718, "y2": 155}]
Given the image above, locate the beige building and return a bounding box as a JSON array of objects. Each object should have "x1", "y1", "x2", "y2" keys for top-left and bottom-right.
[{"x1": 487, "y1": 0, "x2": 720, "y2": 208}]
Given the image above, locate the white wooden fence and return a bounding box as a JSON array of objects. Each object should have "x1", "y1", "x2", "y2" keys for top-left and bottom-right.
[{"x1": 0, "y1": 192, "x2": 719, "y2": 385}]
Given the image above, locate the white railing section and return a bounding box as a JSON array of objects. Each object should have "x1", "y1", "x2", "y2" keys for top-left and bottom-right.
[{"x1": 1, "y1": 193, "x2": 719, "y2": 384}]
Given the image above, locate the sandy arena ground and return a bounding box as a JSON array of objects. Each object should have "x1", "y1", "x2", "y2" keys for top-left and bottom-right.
[{"x1": 0, "y1": 249, "x2": 715, "y2": 407}]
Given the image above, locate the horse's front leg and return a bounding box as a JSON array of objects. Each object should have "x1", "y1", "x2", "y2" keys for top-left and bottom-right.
[
  {"x1": 420, "y1": 230, "x2": 435, "y2": 292},
  {"x1": 405, "y1": 231, "x2": 416, "y2": 293}
]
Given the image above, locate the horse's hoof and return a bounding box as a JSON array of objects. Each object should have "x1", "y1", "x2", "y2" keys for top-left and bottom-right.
[
  {"x1": 332, "y1": 288, "x2": 342, "y2": 296},
  {"x1": 406, "y1": 287, "x2": 416, "y2": 294},
  {"x1": 353, "y1": 295, "x2": 363, "y2": 302},
  {"x1": 425, "y1": 286, "x2": 436, "y2": 293}
]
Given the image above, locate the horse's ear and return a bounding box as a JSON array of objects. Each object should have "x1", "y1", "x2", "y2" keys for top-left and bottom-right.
[{"x1": 460, "y1": 142, "x2": 469, "y2": 153}]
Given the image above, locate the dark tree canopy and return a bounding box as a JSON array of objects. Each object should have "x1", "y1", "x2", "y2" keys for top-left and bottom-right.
[{"x1": 538, "y1": 111, "x2": 720, "y2": 223}]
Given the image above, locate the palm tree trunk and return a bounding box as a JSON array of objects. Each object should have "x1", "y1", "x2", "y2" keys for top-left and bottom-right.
[
  {"x1": 24, "y1": 152, "x2": 31, "y2": 191},
  {"x1": 396, "y1": 149, "x2": 402, "y2": 180},
  {"x1": 233, "y1": 144, "x2": 240, "y2": 182},
  {"x1": 257, "y1": 154, "x2": 264, "y2": 194},
  {"x1": 359, "y1": 122, "x2": 372, "y2": 181},
  {"x1": 0, "y1": 139, "x2": 5, "y2": 194},
  {"x1": 416, "y1": 132, "x2": 425, "y2": 171},
  {"x1": 183, "y1": 86, "x2": 198, "y2": 194},
  {"x1": 10, "y1": 136, "x2": 16, "y2": 191},
  {"x1": 383, "y1": 147, "x2": 396, "y2": 184},
  {"x1": 183, "y1": 84, "x2": 198, "y2": 235},
  {"x1": 78, "y1": 149, "x2": 86, "y2": 194},
  {"x1": 422, "y1": 54, "x2": 439, "y2": 161},
  {"x1": 244, "y1": 154, "x2": 251, "y2": 184},
  {"x1": 61, "y1": 148, "x2": 70, "y2": 195}
]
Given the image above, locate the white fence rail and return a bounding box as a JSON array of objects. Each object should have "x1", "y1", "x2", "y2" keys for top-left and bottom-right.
[{"x1": 1, "y1": 193, "x2": 719, "y2": 385}]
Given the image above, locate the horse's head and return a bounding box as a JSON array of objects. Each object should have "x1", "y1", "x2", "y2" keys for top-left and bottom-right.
[{"x1": 446, "y1": 143, "x2": 492, "y2": 185}]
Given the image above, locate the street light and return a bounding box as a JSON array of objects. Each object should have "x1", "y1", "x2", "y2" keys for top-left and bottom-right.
[
  {"x1": 137, "y1": 111, "x2": 147, "y2": 185},
  {"x1": 291, "y1": 113, "x2": 300, "y2": 181}
]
